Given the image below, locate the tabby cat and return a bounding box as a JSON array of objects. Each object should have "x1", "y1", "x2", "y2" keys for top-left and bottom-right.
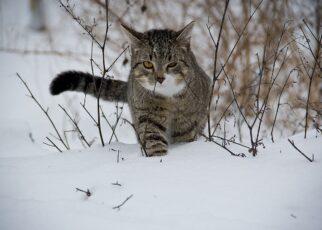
[{"x1": 50, "y1": 21, "x2": 211, "y2": 156}]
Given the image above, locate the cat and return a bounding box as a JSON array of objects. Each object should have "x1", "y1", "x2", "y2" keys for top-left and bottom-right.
[{"x1": 50, "y1": 21, "x2": 211, "y2": 156}]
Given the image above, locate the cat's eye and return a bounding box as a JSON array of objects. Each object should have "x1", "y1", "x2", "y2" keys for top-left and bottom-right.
[
  {"x1": 143, "y1": 61, "x2": 154, "y2": 69},
  {"x1": 167, "y1": 62, "x2": 177, "y2": 68}
]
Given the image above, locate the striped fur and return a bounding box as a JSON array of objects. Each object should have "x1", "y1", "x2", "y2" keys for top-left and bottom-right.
[
  {"x1": 125, "y1": 22, "x2": 211, "y2": 156},
  {"x1": 50, "y1": 71, "x2": 127, "y2": 102}
]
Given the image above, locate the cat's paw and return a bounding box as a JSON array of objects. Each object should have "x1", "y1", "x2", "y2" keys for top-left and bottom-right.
[{"x1": 146, "y1": 149, "x2": 167, "y2": 157}]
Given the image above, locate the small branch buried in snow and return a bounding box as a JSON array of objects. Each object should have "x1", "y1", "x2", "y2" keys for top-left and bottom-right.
[
  {"x1": 113, "y1": 194, "x2": 133, "y2": 210},
  {"x1": 287, "y1": 139, "x2": 314, "y2": 162},
  {"x1": 111, "y1": 181, "x2": 122, "y2": 186},
  {"x1": 76, "y1": 188, "x2": 92, "y2": 197}
]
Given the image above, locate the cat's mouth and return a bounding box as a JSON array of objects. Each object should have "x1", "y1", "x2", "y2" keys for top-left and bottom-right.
[{"x1": 138, "y1": 74, "x2": 186, "y2": 97}]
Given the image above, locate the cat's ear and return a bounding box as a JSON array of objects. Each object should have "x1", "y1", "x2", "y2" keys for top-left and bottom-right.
[
  {"x1": 121, "y1": 23, "x2": 143, "y2": 47},
  {"x1": 175, "y1": 21, "x2": 195, "y2": 45}
]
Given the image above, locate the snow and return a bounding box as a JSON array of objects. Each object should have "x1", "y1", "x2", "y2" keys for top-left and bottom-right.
[
  {"x1": 0, "y1": 0, "x2": 322, "y2": 229},
  {"x1": 0, "y1": 128, "x2": 321, "y2": 230}
]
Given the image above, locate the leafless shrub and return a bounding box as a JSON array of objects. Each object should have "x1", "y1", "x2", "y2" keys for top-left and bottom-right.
[
  {"x1": 17, "y1": 73, "x2": 69, "y2": 152},
  {"x1": 58, "y1": 0, "x2": 129, "y2": 147}
]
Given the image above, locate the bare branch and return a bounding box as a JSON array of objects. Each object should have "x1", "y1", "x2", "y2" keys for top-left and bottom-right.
[
  {"x1": 76, "y1": 188, "x2": 92, "y2": 197},
  {"x1": 112, "y1": 194, "x2": 133, "y2": 210},
  {"x1": 59, "y1": 104, "x2": 91, "y2": 148},
  {"x1": 288, "y1": 139, "x2": 314, "y2": 162},
  {"x1": 206, "y1": 0, "x2": 230, "y2": 139},
  {"x1": 44, "y1": 137, "x2": 63, "y2": 152},
  {"x1": 17, "y1": 73, "x2": 69, "y2": 151}
]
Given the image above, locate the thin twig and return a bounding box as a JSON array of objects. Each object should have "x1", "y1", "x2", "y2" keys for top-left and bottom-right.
[
  {"x1": 300, "y1": 26, "x2": 321, "y2": 138},
  {"x1": 76, "y1": 188, "x2": 92, "y2": 197},
  {"x1": 206, "y1": 0, "x2": 230, "y2": 139},
  {"x1": 111, "y1": 181, "x2": 122, "y2": 186},
  {"x1": 270, "y1": 69, "x2": 296, "y2": 142},
  {"x1": 17, "y1": 73, "x2": 69, "y2": 151},
  {"x1": 59, "y1": 104, "x2": 91, "y2": 147},
  {"x1": 211, "y1": 98, "x2": 234, "y2": 136},
  {"x1": 80, "y1": 102, "x2": 97, "y2": 124},
  {"x1": 122, "y1": 118, "x2": 148, "y2": 157},
  {"x1": 112, "y1": 194, "x2": 133, "y2": 210},
  {"x1": 211, "y1": 135, "x2": 250, "y2": 149},
  {"x1": 58, "y1": 0, "x2": 102, "y2": 48},
  {"x1": 44, "y1": 137, "x2": 62, "y2": 152},
  {"x1": 287, "y1": 139, "x2": 314, "y2": 162},
  {"x1": 201, "y1": 133, "x2": 245, "y2": 157}
]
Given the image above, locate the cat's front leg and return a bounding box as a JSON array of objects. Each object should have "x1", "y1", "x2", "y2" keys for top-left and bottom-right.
[{"x1": 137, "y1": 114, "x2": 169, "y2": 157}]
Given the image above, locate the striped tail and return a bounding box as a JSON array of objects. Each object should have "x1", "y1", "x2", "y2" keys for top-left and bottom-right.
[{"x1": 49, "y1": 71, "x2": 128, "y2": 103}]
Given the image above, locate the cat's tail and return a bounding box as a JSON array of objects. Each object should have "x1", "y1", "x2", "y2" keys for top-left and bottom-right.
[{"x1": 49, "y1": 71, "x2": 128, "y2": 103}]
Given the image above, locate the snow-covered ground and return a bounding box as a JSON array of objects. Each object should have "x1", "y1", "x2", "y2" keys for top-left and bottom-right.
[
  {"x1": 0, "y1": 1, "x2": 321, "y2": 229},
  {"x1": 1, "y1": 123, "x2": 321, "y2": 230}
]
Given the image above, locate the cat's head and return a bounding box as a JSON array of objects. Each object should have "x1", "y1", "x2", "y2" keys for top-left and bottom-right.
[{"x1": 121, "y1": 22, "x2": 195, "y2": 97}]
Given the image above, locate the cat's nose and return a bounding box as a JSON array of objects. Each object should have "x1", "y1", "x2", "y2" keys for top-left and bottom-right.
[{"x1": 156, "y1": 76, "x2": 165, "y2": 84}]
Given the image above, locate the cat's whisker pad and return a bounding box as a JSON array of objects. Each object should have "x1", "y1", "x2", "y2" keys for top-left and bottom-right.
[{"x1": 138, "y1": 74, "x2": 186, "y2": 97}]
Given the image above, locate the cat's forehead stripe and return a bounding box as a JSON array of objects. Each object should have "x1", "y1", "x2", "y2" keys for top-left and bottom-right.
[{"x1": 146, "y1": 29, "x2": 175, "y2": 59}]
